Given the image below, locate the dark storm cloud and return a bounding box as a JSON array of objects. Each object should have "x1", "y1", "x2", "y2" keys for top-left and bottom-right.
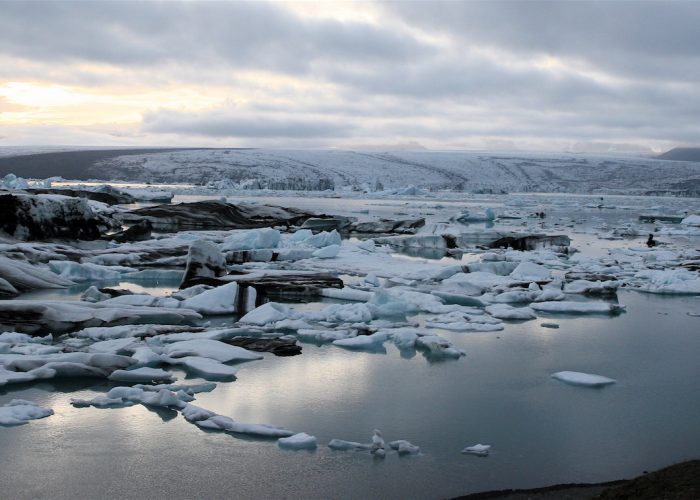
[
  {"x1": 381, "y1": 0, "x2": 700, "y2": 83},
  {"x1": 0, "y1": 1, "x2": 430, "y2": 74},
  {"x1": 141, "y1": 108, "x2": 355, "y2": 139}
]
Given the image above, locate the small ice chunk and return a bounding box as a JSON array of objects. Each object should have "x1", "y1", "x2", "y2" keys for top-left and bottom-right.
[
  {"x1": 163, "y1": 339, "x2": 262, "y2": 363},
  {"x1": 462, "y1": 444, "x2": 490, "y2": 456},
  {"x1": 221, "y1": 228, "x2": 280, "y2": 251},
  {"x1": 389, "y1": 440, "x2": 420, "y2": 455},
  {"x1": 364, "y1": 273, "x2": 380, "y2": 287},
  {"x1": 278, "y1": 432, "x2": 318, "y2": 450},
  {"x1": 333, "y1": 332, "x2": 389, "y2": 350},
  {"x1": 510, "y1": 261, "x2": 551, "y2": 282},
  {"x1": 328, "y1": 439, "x2": 372, "y2": 451},
  {"x1": 485, "y1": 303, "x2": 536, "y2": 320},
  {"x1": 180, "y1": 282, "x2": 240, "y2": 315},
  {"x1": 312, "y1": 244, "x2": 341, "y2": 259},
  {"x1": 172, "y1": 356, "x2": 239, "y2": 379},
  {"x1": 239, "y1": 302, "x2": 291, "y2": 325},
  {"x1": 540, "y1": 322, "x2": 559, "y2": 329},
  {"x1": 0, "y1": 399, "x2": 54, "y2": 426},
  {"x1": 552, "y1": 371, "x2": 616, "y2": 387},
  {"x1": 108, "y1": 367, "x2": 176, "y2": 383},
  {"x1": 371, "y1": 429, "x2": 386, "y2": 458}
]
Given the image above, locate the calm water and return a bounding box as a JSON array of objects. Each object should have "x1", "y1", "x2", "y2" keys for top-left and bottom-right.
[{"x1": 1, "y1": 291, "x2": 699, "y2": 499}]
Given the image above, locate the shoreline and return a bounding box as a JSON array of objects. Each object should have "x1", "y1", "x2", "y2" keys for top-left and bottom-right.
[{"x1": 456, "y1": 459, "x2": 700, "y2": 499}]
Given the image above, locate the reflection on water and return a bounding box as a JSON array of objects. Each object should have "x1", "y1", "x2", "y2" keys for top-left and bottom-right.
[{"x1": 1, "y1": 292, "x2": 699, "y2": 499}]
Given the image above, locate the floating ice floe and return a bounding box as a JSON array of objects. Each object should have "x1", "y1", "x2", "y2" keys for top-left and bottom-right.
[
  {"x1": 328, "y1": 439, "x2": 372, "y2": 451},
  {"x1": 371, "y1": 429, "x2": 386, "y2": 458},
  {"x1": 169, "y1": 356, "x2": 239, "y2": 379},
  {"x1": 632, "y1": 269, "x2": 700, "y2": 295},
  {"x1": 531, "y1": 301, "x2": 625, "y2": 315},
  {"x1": 278, "y1": 432, "x2": 318, "y2": 450},
  {"x1": 680, "y1": 214, "x2": 700, "y2": 226},
  {"x1": 333, "y1": 332, "x2": 389, "y2": 350},
  {"x1": 221, "y1": 228, "x2": 281, "y2": 251},
  {"x1": 0, "y1": 255, "x2": 74, "y2": 293},
  {"x1": 239, "y1": 302, "x2": 291, "y2": 325},
  {"x1": 485, "y1": 304, "x2": 537, "y2": 320},
  {"x1": 0, "y1": 300, "x2": 201, "y2": 334},
  {"x1": 461, "y1": 444, "x2": 491, "y2": 456},
  {"x1": 48, "y1": 261, "x2": 136, "y2": 282},
  {"x1": 312, "y1": 244, "x2": 341, "y2": 259},
  {"x1": 551, "y1": 371, "x2": 616, "y2": 387},
  {"x1": 509, "y1": 261, "x2": 552, "y2": 282},
  {"x1": 180, "y1": 282, "x2": 244, "y2": 315},
  {"x1": 162, "y1": 339, "x2": 263, "y2": 363},
  {"x1": 0, "y1": 399, "x2": 53, "y2": 426},
  {"x1": 182, "y1": 403, "x2": 295, "y2": 437},
  {"x1": 181, "y1": 239, "x2": 227, "y2": 285},
  {"x1": 389, "y1": 440, "x2": 421, "y2": 455},
  {"x1": 108, "y1": 367, "x2": 176, "y2": 383},
  {"x1": 415, "y1": 335, "x2": 465, "y2": 358}
]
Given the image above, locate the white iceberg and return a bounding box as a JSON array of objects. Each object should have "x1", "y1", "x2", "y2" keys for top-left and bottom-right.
[
  {"x1": 461, "y1": 444, "x2": 490, "y2": 456},
  {"x1": 108, "y1": 367, "x2": 176, "y2": 383},
  {"x1": 552, "y1": 371, "x2": 616, "y2": 387},
  {"x1": 278, "y1": 432, "x2": 318, "y2": 450},
  {"x1": 221, "y1": 228, "x2": 280, "y2": 251},
  {"x1": 0, "y1": 399, "x2": 53, "y2": 426}
]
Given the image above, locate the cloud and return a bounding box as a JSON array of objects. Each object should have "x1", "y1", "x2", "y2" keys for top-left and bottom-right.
[
  {"x1": 0, "y1": 96, "x2": 28, "y2": 113},
  {"x1": 0, "y1": 1, "x2": 430, "y2": 74},
  {"x1": 1, "y1": 1, "x2": 699, "y2": 151},
  {"x1": 141, "y1": 107, "x2": 355, "y2": 139}
]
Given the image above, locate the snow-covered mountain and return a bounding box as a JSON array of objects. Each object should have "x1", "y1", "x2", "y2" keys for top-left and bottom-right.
[{"x1": 92, "y1": 149, "x2": 700, "y2": 196}]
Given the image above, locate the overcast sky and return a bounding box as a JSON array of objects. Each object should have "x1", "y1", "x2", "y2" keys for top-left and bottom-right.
[{"x1": 0, "y1": 0, "x2": 698, "y2": 152}]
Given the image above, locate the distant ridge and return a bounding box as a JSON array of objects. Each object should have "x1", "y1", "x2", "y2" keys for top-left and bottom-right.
[
  {"x1": 656, "y1": 147, "x2": 700, "y2": 162},
  {"x1": 0, "y1": 148, "x2": 218, "y2": 180}
]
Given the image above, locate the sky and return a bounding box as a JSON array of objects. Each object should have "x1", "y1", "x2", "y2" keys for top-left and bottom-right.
[{"x1": 0, "y1": 0, "x2": 699, "y2": 152}]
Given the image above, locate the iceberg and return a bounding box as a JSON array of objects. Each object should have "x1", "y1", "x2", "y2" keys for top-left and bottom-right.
[
  {"x1": 108, "y1": 367, "x2": 176, "y2": 383},
  {"x1": 552, "y1": 371, "x2": 616, "y2": 387},
  {"x1": 461, "y1": 444, "x2": 490, "y2": 456},
  {"x1": 180, "y1": 282, "x2": 241, "y2": 315},
  {"x1": 485, "y1": 304, "x2": 536, "y2": 320},
  {"x1": 278, "y1": 432, "x2": 318, "y2": 450},
  {"x1": 221, "y1": 228, "x2": 280, "y2": 251},
  {"x1": 162, "y1": 339, "x2": 262, "y2": 363}
]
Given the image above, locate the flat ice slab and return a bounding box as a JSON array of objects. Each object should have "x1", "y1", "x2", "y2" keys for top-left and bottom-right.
[
  {"x1": 552, "y1": 371, "x2": 616, "y2": 387},
  {"x1": 462, "y1": 444, "x2": 491, "y2": 456},
  {"x1": 0, "y1": 399, "x2": 53, "y2": 426}
]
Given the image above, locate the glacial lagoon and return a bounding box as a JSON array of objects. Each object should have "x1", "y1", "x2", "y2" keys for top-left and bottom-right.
[{"x1": 1, "y1": 192, "x2": 699, "y2": 499}]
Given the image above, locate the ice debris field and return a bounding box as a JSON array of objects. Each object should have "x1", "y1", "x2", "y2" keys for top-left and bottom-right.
[{"x1": 0, "y1": 161, "x2": 699, "y2": 497}]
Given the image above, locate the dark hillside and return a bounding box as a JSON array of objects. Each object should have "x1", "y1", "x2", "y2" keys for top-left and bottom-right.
[
  {"x1": 656, "y1": 147, "x2": 700, "y2": 162},
  {"x1": 0, "y1": 148, "x2": 212, "y2": 180}
]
